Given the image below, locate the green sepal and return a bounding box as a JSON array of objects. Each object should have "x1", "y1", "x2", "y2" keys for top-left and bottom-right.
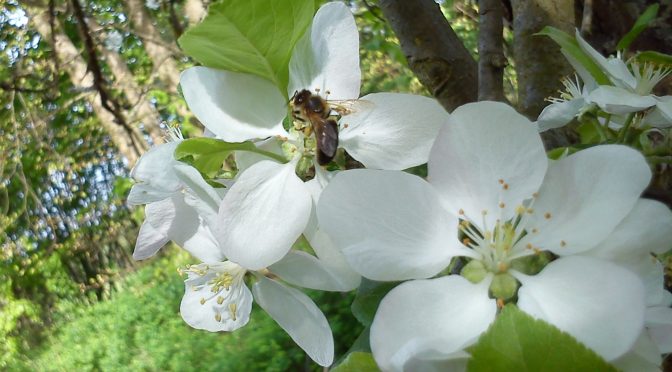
[{"x1": 331, "y1": 352, "x2": 379, "y2": 372}]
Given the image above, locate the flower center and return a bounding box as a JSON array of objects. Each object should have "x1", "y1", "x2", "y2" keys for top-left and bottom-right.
[{"x1": 181, "y1": 262, "x2": 247, "y2": 323}]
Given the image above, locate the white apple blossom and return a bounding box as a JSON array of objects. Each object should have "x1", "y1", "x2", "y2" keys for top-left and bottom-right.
[
  {"x1": 178, "y1": 1, "x2": 449, "y2": 271},
  {"x1": 538, "y1": 30, "x2": 672, "y2": 131},
  {"x1": 127, "y1": 130, "x2": 223, "y2": 262},
  {"x1": 176, "y1": 216, "x2": 360, "y2": 367},
  {"x1": 318, "y1": 101, "x2": 653, "y2": 370}
]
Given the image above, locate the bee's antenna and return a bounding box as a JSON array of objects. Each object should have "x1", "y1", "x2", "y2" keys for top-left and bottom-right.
[{"x1": 287, "y1": 90, "x2": 298, "y2": 105}]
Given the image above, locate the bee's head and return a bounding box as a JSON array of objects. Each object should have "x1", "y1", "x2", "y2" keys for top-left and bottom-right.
[{"x1": 293, "y1": 89, "x2": 312, "y2": 106}]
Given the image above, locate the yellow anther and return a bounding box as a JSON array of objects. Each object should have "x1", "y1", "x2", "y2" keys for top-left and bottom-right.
[
  {"x1": 560, "y1": 240, "x2": 567, "y2": 247},
  {"x1": 481, "y1": 210, "x2": 488, "y2": 216},
  {"x1": 497, "y1": 298, "x2": 505, "y2": 309},
  {"x1": 532, "y1": 228, "x2": 539, "y2": 234},
  {"x1": 199, "y1": 298, "x2": 206, "y2": 305},
  {"x1": 526, "y1": 208, "x2": 534, "y2": 214},
  {"x1": 532, "y1": 192, "x2": 539, "y2": 198},
  {"x1": 229, "y1": 303, "x2": 237, "y2": 321},
  {"x1": 484, "y1": 231, "x2": 493, "y2": 240},
  {"x1": 217, "y1": 296, "x2": 225, "y2": 305},
  {"x1": 526, "y1": 243, "x2": 533, "y2": 250},
  {"x1": 215, "y1": 313, "x2": 222, "y2": 322},
  {"x1": 502, "y1": 183, "x2": 509, "y2": 190},
  {"x1": 497, "y1": 262, "x2": 508, "y2": 272},
  {"x1": 499, "y1": 202, "x2": 506, "y2": 209},
  {"x1": 462, "y1": 238, "x2": 472, "y2": 246},
  {"x1": 544, "y1": 212, "x2": 552, "y2": 219},
  {"x1": 458, "y1": 209, "x2": 465, "y2": 215},
  {"x1": 533, "y1": 248, "x2": 542, "y2": 255},
  {"x1": 498, "y1": 179, "x2": 505, "y2": 184}
]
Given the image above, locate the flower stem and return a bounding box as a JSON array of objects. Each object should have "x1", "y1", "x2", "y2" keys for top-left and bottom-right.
[{"x1": 617, "y1": 113, "x2": 636, "y2": 143}]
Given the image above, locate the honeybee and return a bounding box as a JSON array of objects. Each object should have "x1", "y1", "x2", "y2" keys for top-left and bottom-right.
[{"x1": 291, "y1": 89, "x2": 340, "y2": 165}]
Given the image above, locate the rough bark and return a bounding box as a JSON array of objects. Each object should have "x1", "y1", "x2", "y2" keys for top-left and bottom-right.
[
  {"x1": 379, "y1": 0, "x2": 478, "y2": 112},
  {"x1": 125, "y1": 0, "x2": 181, "y2": 94},
  {"x1": 87, "y1": 18, "x2": 165, "y2": 145},
  {"x1": 511, "y1": 0, "x2": 575, "y2": 119},
  {"x1": 478, "y1": 0, "x2": 507, "y2": 101},
  {"x1": 28, "y1": 8, "x2": 146, "y2": 165}
]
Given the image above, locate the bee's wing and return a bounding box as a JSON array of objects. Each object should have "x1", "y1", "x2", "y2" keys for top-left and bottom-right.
[
  {"x1": 312, "y1": 117, "x2": 339, "y2": 165},
  {"x1": 329, "y1": 99, "x2": 375, "y2": 116}
]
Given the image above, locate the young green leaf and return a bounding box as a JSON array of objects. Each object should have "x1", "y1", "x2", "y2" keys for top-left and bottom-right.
[
  {"x1": 178, "y1": 0, "x2": 315, "y2": 93},
  {"x1": 467, "y1": 305, "x2": 617, "y2": 372},
  {"x1": 616, "y1": 4, "x2": 659, "y2": 51},
  {"x1": 331, "y1": 352, "x2": 379, "y2": 372},
  {"x1": 635, "y1": 50, "x2": 672, "y2": 66},
  {"x1": 537, "y1": 27, "x2": 610, "y2": 85},
  {"x1": 174, "y1": 138, "x2": 286, "y2": 178}
]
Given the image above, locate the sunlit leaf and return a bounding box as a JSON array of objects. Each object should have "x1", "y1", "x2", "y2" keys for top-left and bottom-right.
[
  {"x1": 178, "y1": 0, "x2": 315, "y2": 92},
  {"x1": 331, "y1": 352, "x2": 379, "y2": 372},
  {"x1": 468, "y1": 305, "x2": 617, "y2": 372}
]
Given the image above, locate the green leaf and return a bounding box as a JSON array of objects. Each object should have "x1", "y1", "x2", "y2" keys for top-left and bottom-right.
[
  {"x1": 467, "y1": 305, "x2": 617, "y2": 372},
  {"x1": 175, "y1": 138, "x2": 287, "y2": 178},
  {"x1": 537, "y1": 27, "x2": 610, "y2": 85},
  {"x1": 635, "y1": 51, "x2": 672, "y2": 66},
  {"x1": 178, "y1": 0, "x2": 315, "y2": 93},
  {"x1": 350, "y1": 278, "x2": 400, "y2": 326},
  {"x1": 331, "y1": 352, "x2": 379, "y2": 372},
  {"x1": 616, "y1": 4, "x2": 659, "y2": 51}
]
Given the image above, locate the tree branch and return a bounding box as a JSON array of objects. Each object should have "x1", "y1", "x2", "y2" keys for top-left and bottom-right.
[
  {"x1": 478, "y1": 0, "x2": 507, "y2": 101},
  {"x1": 379, "y1": 0, "x2": 478, "y2": 111}
]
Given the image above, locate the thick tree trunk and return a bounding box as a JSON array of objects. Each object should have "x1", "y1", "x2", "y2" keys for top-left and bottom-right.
[
  {"x1": 511, "y1": 0, "x2": 575, "y2": 119},
  {"x1": 87, "y1": 18, "x2": 165, "y2": 145},
  {"x1": 125, "y1": 0, "x2": 181, "y2": 94},
  {"x1": 379, "y1": 0, "x2": 478, "y2": 112},
  {"x1": 478, "y1": 0, "x2": 507, "y2": 101},
  {"x1": 28, "y1": 9, "x2": 146, "y2": 165}
]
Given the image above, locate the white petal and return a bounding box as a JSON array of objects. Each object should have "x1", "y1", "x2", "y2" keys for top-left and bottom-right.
[
  {"x1": 645, "y1": 96, "x2": 672, "y2": 128},
  {"x1": 401, "y1": 350, "x2": 469, "y2": 372},
  {"x1": 318, "y1": 169, "x2": 468, "y2": 281},
  {"x1": 127, "y1": 141, "x2": 181, "y2": 205},
  {"x1": 252, "y1": 276, "x2": 334, "y2": 367},
  {"x1": 180, "y1": 67, "x2": 287, "y2": 142},
  {"x1": 133, "y1": 220, "x2": 169, "y2": 260},
  {"x1": 612, "y1": 331, "x2": 663, "y2": 372},
  {"x1": 560, "y1": 50, "x2": 597, "y2": 90},
  {"x1": 173, "y1": 163, "x2": 221, "y2": 213},
  {"x1": 338, "y1": 93, "x2": 447, "y2": 170},
  {"x1": 370, "y1": 276, "x2": 496, "y2": 372},
  {"x1": 537, "y1": 98, "x2": 584, "y2": 132},
  {"x1": 574, "y1": 30, "x2": 636, "y2": 89},
  {"x1": 180, "y1": 263, "x2": 252, "y2": 332},
  {"x1": 587, "y1": 199, "x2": 672, "y2": 259},
  {"x1": 646, "y1": 307, "x2": 672, "y2": 353},
  {"x1": 524, "y1": 145, "x2": 651, "y2": 255},
  {"x1": 146, "y1": 195, "x2": 223, "y2": 262},
  {"x1": 269, "y1": 229, "x2": 361, "y2": 291},
  {"x1": 587, "y1": 86, "x2": 657, "y2": 115},
  {"x1": 216, "y1": 160, "x2": 312, "y2": 270},
  {"x1": 288, "y1": 2, "x2": 360, "y2": 100},
  {"x1": 428, "y1": 101, "x2": 547, "y2": 229},
  {"x1": 515, "y1": 256, "x2": 645, "y2": 361}
]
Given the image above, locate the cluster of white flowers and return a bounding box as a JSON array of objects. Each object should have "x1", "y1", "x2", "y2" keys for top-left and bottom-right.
[
  {"x1": 537, "y1": 30, "x2": 672, "y2": 132},
  {"x1": 128, "y1": 3, "x2": 672, "y2": 371}
]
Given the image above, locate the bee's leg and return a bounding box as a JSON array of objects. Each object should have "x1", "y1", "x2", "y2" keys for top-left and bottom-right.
[
  {"x1": 292, "y1": 111, "x2": 305, "y2": 121},
  {"x1": 303, "y1": 126, "x2": 313, "y2": 137}
]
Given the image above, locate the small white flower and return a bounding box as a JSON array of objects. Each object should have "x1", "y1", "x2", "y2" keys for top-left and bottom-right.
[
  {"x1": 177, "y1": 231, "x2": 337, "y2": 367},
  {"x1": 128, "y1": 133, "x2": 223, "y2": 262},
  {"x1": 178, "y1": 2, "x2": 449, "y2": 270},
  {"x1": 537, "y1": 74, "x2": 594, "y2": 132},
  {"x1": 145, "y1": 0, "x2": 160, "y2": 10},
  {"x1": 318, "y1": 101, "x2": 652, "y2": 370},
  {"x1": 104, "y1": 30, "x2": 123, "y2": 51}
]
